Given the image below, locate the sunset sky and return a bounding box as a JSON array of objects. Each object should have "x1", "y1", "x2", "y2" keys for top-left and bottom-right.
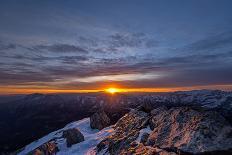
[{"x1": 0, "y1": 0, "x2": 232, "y2": 94}]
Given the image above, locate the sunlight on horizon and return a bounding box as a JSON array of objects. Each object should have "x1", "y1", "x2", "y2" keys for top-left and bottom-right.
[{"x1": 105, "y1": 88, "x2": 123, "y2": 94}]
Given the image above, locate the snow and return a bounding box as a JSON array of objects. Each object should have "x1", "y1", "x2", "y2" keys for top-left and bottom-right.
[
  {"x1": 18, "y1": 118, "x2": 114, "y2": 155},
  {"x1": 136, "y1": 126, "x2": 152, "y2": 143}
]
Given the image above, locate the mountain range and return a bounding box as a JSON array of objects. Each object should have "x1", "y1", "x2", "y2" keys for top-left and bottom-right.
[{"x1": 0, "y1": 90, "x2": 232, "y2": 154}]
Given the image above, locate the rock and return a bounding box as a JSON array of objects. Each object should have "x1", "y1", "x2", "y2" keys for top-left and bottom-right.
[
  {"x1": 62, "y1": 128, "x2": 84, "y2": 147},
  {"x1": 31, "y1": 141, "x2": 59, "y2": 155},
  {"x1": 119, "y1": 143, "x2": 177, "y2": 155},
  {"x1": 150, "y1": 106, "x2": 168, "y2": 116},
  {"x1": 149, "y1": 106, "x2": 168, "y2": 130},
  {"x1": 146, "y1": 137, "x2": 156, "y2": 146},
  {"x1": 140, "y1": 132, "x2": 149, "y2": 144},
  {"x1": 97, "y1": 110, "x2": 149, "y2": 154},
  {"x1": 90, "y1": 110, "x2": 111, "y2": 130},
  {"x1": 147, "y1": 107, "x2": 232, "y2": 154},
  {"x1": 96, "y1": 106, "x2": 232, "y2": 154}
]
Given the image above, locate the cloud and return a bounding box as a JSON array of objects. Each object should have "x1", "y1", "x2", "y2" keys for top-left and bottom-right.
[
  {"x1": 78, "y1": 36, "x2": 98, "y2": 47},
  {"x1": 108, "y1": 32, "x2": 157, "y2": 49},
  {"x1": 0, "y1": 69, "x2": 54, "y2": 86},
  {"x1": 34, "y1": 44, "x2": 88, "y2": 53},
  {"x1": 60, "y1": 56, "x2": 89, "y2": 64},
  {"x1": 69, "y1": 72, "x2": 161, "y2": 83},
  {"x1": 0, "y1": 31, "x2": 232, "y2": 90},
  {"x1": 182, "y1": 31, "x2": 232, "y2": 52},
  {"x1": 0, "y1": 41, "x2": 16, "y2": 51}
]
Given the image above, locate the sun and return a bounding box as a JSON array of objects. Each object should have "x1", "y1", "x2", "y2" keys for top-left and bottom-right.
[{"x1": 105, "y1": 88, "x2": 120, "y2": 94}]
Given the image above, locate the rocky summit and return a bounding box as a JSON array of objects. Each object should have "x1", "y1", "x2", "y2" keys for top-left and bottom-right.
[{"x1": 97, "y1": 106, "x2": 232, "y2": 155}]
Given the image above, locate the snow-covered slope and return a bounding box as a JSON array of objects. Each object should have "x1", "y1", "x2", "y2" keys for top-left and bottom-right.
[{"x1": 18, "y1": 118, "x2": 114, "y2": 155}]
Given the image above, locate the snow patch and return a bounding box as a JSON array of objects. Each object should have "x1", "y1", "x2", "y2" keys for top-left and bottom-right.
[
  {"x1": 18, "y1": 118, "x2": 114, "y2": 155},
  {"x1": 136, "y1": 126, "x2": 152, "y2": 143}
]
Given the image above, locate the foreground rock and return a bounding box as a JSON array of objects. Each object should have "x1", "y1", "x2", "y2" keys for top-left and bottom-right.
[
  {"x1": 62, "y1": 128, "x2": 84, "y2": 147},
  {"x1": 147, "y1": 107, "x2": 232, "y2": 154},
  {"x1": 31, "y1": 141, "x2": 59, "y2": 155},
  {"x1": 97, "y1": 110, "x2": 150, "y2": 154},
  {"x1": 97, "y1": 106, "x2": 232, "y2": 155},
  {"x1": 90, "y1": 110, "x2": 111, "y2": 130}
]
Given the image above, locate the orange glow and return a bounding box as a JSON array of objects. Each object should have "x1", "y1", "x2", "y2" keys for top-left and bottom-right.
[
  {"x1": 0, "y1": 84, "x2": 232, "y2": 94},
  {"x1": 105, "y1": 88, "x2": 122, "y2": 94}
]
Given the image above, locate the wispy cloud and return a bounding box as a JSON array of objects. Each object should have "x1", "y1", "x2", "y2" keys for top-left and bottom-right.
[
  {"x1": 34, "y1": 44, "x2": 89, "y2": 53},
  {"x1": 69, "y1": 72, "x2": 162, "y2": 83}
]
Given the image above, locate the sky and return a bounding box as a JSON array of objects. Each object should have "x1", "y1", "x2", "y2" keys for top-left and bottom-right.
[{"x1": 0, "y1": 0, "x2": 232, "y2": 94}]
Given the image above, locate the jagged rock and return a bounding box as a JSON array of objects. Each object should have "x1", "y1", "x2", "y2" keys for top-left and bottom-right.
[
  {"x1": 149, "y1": 106, "x2": 168, "y2": 130},
  {"x1": 150, "y1": 106, "x2": 168, "y2": 116},
  {"x1": 147, "y1": 107, "x2": 232, "y2": 154},
  {"x1": 30, "y1": 141, "x2": 59, "y2": 155},
  {"x1": 62, "y1": 128, "x2": 84, "y2": 147},
  {"x1": 97, "y1": 109, "x2": 149, "y2": 154},
  {"x1": 96, "y1": 106, "x2": 232, "y2": 155},
  {"x1": 90, "y1": 110, "x2": 111, "y2": 130},
  {"x1": 119, "y1": 143, "x2": 177, "y2": 155}
]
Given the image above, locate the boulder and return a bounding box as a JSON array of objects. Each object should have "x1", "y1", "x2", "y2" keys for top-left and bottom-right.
[
  {"x1": 90, "y1": 110, "x2": 111, "y2": 130},
  {"x1": 62, "y1": 128, "x2": 84, "y2": 147}
]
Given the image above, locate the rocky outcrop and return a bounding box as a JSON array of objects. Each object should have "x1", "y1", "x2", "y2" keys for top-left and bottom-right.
[
  {"x1": 97, "y1": 106, "x2": 232, "y2": 155},
  {"x1": 62, "y1": 128, "x2": 84, "y2": 147},
  {"x1": 118, "y1": 143, "x2": 178, "y2": 155},
  {"x1": 147, "y1": 107, "x2": 232, "y2": 154},
  {"x1": 30, "y1": 141, "x2": 59, "y2": 155},
  {"x1": 90, "y1": 110, "x2": 111, "y2": 130},
  {"x1": 97, "y1": 110, "x2": 150, "y2": 154}
]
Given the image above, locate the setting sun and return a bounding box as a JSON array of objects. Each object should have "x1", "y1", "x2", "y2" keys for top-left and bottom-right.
[{"x1": 105, "y1": 88, "x2": 121, "y2": 94}]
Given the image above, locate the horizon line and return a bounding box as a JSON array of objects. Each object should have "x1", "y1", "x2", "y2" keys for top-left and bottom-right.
[{"x1": 0, "y1": 84, "x2": 232, "y2": 95}]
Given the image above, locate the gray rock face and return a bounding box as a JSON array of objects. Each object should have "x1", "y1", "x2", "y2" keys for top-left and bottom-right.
[
  {"x1": 90, "y1": 110, "x2": 111, "y2": 130},
  {"x1": 62, "y1": 128, "x2": 84, "y2": 147}
]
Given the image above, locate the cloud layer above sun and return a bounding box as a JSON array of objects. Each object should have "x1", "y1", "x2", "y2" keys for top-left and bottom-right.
[{"x1": 0, "y1": 0, "x2": 232, "y2": 93}]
